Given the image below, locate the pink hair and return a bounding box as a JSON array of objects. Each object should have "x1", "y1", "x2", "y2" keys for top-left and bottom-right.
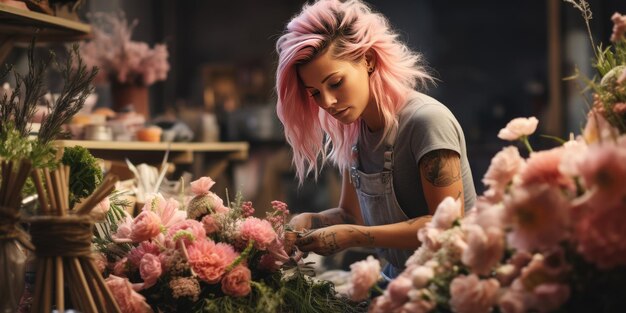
[{"x1": 276, "y1": 0, "x2": 433, "y2": 183}]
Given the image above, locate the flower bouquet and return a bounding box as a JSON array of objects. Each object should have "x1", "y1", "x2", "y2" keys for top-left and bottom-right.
[
  {"x1": 343, "y1": 2, "x2": 626, "y2": 312},
  {"x1": 94, "y1": 176, "x2": 364, "y2": 313}
]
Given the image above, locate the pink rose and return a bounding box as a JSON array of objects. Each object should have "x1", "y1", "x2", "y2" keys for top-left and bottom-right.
[
  {"x1": 130, "y1": 211, "x2": 162, "y2": 242},
  {"x1": 105, "y1": 275, "x2": 152, "y2": 313},
  {"x1": 348, "y1": 255, "x2": 381, "y2": 301},
  {"x1": 497, "y1": 116, "x2": 539, "y2": 141},
  {"x1": 138, "y1": 253, "x2": 162, "y2": 290},
  {"x1": 190, "y1": 177, "x2": 216, "y2": 195},
  {"x1": 449, "y1": 274, "x2": 500, "y2": 313},
  {"x1": 221, "y1": 265, "x2": 252, "y2": 297},
  {"x1": 128, "y1": 241, "x2": 160, "y2": 267}
]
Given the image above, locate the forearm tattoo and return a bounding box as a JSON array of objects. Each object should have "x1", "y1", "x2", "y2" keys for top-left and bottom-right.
[
  {"x1": 347, "y1": 226, "x2": 375, "y2": 246},
  {"x1": 310, "y1": 215, "x2": 332, "y2": 229},
  {"x1": 315, "y1": 210, "x2": 356, "y2": 227},
  {"x1": 420, "y1": 150, "x2": 461, "y2": 187}
]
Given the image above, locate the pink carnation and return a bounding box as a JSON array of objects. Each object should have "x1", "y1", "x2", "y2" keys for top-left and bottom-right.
[
  {"x1": 201, "y1": 214, "x2": 220, "y2": 235},
  {"x1": 520, "y1": 148, "x2": 574, "y2": 190},
  {"x1": 497, "y1": 117, "x2": 539, "y2": 141},
  {"x1": 128, "y1": 241, "x2": 161, "y2": 267},
  {"x1": 105, "y1": 275, "x2": 152, "y2": 313},
  {"x1": 167, "y1": 219, "x2": 206, "y2": 245},
  {"x1": 574, "y1": 200, "x2": 626, "y2": 269},
  {"x1": 482, "y1": 146, "x2": 525, "y2": 194},
  {"x1": 190, "y1": 177, "x2": 216, "y2": 195},
  {"x1": 503, "y1": 184, "x2": 569, "y2": 252},
  {"x1": 449, "y1": 274, "x2": 500, "y2": 313},
  {"x1": 348, "y1": 255, "x2": 381, "y2": 301},
  {"x1": 431, "y1": 197, "x2": 462, "y2": 230},
  {"x1": 130, "y1": 211, "x2": 162, "y2": 242},
  {"x1": 461, "y1": 224, "x2": 504, "y2": 276},
  {"x1": 239, "y1": 217, "x2": 277, "y2": 251},
  {"x1": 138, "y1": 253, "x2": 162, "y2": 290},
  {"x1": 187, "y1": 239, "x2": 238, "y2": 283},
  {"x1": 577, "y1": 143, "x2": 626, "y2": 208},
  {"x1": 221, "y1": 265, "x2": 252, "y2": 297}
]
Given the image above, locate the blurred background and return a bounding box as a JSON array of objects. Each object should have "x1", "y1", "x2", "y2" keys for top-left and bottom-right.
[{"x1": 3, "y1": 0, "x2": 626, "y2": 218}]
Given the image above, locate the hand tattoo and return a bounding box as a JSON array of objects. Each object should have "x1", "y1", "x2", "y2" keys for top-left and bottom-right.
[{"x1": 420, "y1": 150, "x2": 461, "y2": 187}]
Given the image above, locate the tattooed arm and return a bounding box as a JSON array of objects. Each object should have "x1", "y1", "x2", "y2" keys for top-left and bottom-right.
[
  {"x1": 419, "y1": 149, "x2": 465, "y2": 214},
  {"x1": 288, "y1": 169, "x2": 364, "y2": 231}
]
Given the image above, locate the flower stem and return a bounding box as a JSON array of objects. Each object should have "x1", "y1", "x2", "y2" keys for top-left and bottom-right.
[
  {"x1": 521, "y1": 136, "x2": 534, "y2": 153},
  {"x1": 227, "y1": 239, "x2": 255, "y2": 272}
]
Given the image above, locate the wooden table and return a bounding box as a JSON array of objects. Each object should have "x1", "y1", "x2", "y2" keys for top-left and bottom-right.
[{"x1": 55, "y1": 140, "x2": 249, "y2": 180}]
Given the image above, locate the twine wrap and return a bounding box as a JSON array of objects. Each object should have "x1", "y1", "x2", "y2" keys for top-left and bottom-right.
[
  {"x1": 0, "y1": 206, "x2": 34, "y2": 250},
  {"x1": 28, "y1": 215, "x2": 94, "y2": 257}
]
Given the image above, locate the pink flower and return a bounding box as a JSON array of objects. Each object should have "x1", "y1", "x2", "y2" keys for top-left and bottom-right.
[
  {"x1": 239, "y1": 217, "x2": 277, "y2": 251},
  {"x1": 449, "y1": 274, "x2": 500, "y2": 313},
  {"x1": 461, "y1": 224, "x2": 504, "y2": 276},
  {"x1": 113, "y1": 257, "x2": 129, "y2": 276},
  {"x1": 577, "y1": 143, "x2": 626, "y2": 208},
  {"x1": 369, "y1": 295, "x2": 401, "y2": 313},
  {"x1": 187, "y1": 239, "x2": 238, "y2": 283},
  {"x1": 208, "y1": 192, "x2": 229, "y2": 214},
  {"x1": 128, "y1": 241, "x2": 161, "y2": 267},
  {"x1": 112, "y1": 215, "x2": 133, "y2": 241},
  {"x1": 497, "y1": 117, "x2": 539, "y2": 141},
  {"x1": 402, "y1": 290, "x2": 436, "y2": 313},
  {"x1": 519, "y1": 251, "x2": 569, "y2": 290},
  {"x1": 611, "y1": 12, "x2": 626, "y2": 42},
  {"x1": 143, "y1": 194, "x2": 186, "y2": 228},
  {"x1": 221, "y1": 265, "x2": 252, "y2": 297},
  {"x1": 138, "y1": 253, "x2": 162, "y2": 290},
  {"x1": 387, "y1": 275, "x2": 413, "y2": 305},
  {"x1": 190, "y1": 177, "x2": 216, "y2": 195},
  {"x1": 431, "y1": 197, "x2": 462, "y2": 230},
  {"x1": 574, "y1": 200, "x2": 626, "y2": 269},
  {"x1": 104, "y1": 275, "x2": 152, "y2": 313},
  {"x1": 498, "y1": 288, "x2": 528, "y2": 313},
  {"x1": 417, "y1": 227, "x2": 441, "y2": 250},
  {"x1": 520, "y1": 148, "x2": 574, "y2": 190},
  {"x1": 503, "y1": 184, "x2": 569, "y2": 252},
  {"x1": 201, "y1": 214, "x2": 220, "y2": 235},
  {"x1": 410, "y1": 266, "x2": 434, "y2": 288},
  {"x1": 534, "y1": 283, "x2": 570, "y2": 312},
  {"x1": 482, "y1": 146, "x2": 525, "y2": 193},
  {"x1": 167, "y1": 219, "x2": 206, "y2": 245},
  {"x1": 348, "y1": 255, "x2": 381, "y2": 301},
  {"x1": 130, "y1": 211, "x2": 162, "y2": 242},
  {"x1": 583, "y1": 110, "x2": 620, "y2": 144},
  {"x1": 93, "y1": 252, "x2": 107, "y2": 274}
]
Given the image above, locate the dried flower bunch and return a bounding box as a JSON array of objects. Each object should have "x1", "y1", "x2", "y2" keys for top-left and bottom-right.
[{"x1": 80, "y1": 12, "x2": 170, "y2": 87}]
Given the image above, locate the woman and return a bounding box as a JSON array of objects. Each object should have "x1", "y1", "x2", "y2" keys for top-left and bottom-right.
[{"x1": 275, "y1": 0, "x2": 476, "y2": 279}]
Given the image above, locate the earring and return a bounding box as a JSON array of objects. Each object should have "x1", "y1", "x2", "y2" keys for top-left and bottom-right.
[{"x1": 367, "y1": 67, "x2": 374, "y2": 73}]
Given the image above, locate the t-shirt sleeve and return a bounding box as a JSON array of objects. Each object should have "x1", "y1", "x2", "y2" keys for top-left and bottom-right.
[{"x1": 406, "y1": 103, "x2": 462, "y2": 165}]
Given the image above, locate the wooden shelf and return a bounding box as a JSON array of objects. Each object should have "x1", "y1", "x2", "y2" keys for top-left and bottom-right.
[{"x1": 0, "y1": 3, "x2": 90, "y2": 42}]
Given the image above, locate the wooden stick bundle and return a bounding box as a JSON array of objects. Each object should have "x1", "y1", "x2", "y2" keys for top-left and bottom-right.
[{"x1": 29, "y1": 165, "x2": 121, "y2": 313}]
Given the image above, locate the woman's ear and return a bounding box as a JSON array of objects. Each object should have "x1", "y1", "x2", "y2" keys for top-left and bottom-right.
[{"x1": 364, "y1": 49, "x2": 377, "y2": 73}]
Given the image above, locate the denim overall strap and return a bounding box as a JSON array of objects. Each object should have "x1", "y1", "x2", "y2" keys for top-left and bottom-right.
[{"x1": 351, "y1": 123, "x2": 414, "y2": 279}]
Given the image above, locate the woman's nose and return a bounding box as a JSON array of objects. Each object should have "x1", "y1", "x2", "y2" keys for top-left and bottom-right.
[{"x1": 320, "y1": 92, "x2": 337, "y2": 109}]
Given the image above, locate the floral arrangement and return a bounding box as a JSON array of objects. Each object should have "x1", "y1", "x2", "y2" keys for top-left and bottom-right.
[
  {"x1": 94, "y1": 176, "x2": 364, "y2": 313},
  {"x1": 343, "y1": 2, "x2": 626, "y2": 312},
  {"x1": 80, "y1": 12, "x2": 170, "y2": 86}
]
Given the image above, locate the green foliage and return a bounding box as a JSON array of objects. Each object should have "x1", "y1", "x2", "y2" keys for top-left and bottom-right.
[{"x1": 61, "y1": 146, "x2": 103, "y2": 206}]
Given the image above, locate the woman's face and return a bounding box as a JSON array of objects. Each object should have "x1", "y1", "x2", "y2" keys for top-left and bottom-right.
[{"x1": 297, "y1": 48, "x2": 376, "y2": 127}]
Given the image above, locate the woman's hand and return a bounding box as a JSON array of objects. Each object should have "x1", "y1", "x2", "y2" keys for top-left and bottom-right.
[
  {"x1": 295, "y1": 224, "x2": 374, "y2": 256},
  {"x1": 287, "y1": 212, "x2": 316, "y2": 231}
]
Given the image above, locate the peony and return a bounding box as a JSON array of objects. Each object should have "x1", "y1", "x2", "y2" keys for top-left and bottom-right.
[
  {"x1": 497, "y1": 117, "x2": 539, "y2": 141},
  {"x1": 449, "y1": 274, "x2": 500, "y2": 313},
  {"x1": 105, "y1": 275, "x2": 152, "y2": 313},
  {"x1": 190, "y1": 177, "x2": 216, "y2": 195},
  {"x1": 431, "y1": 197, "x2": 462, "y2": 230},
  {"x1": 239, "y1": 217, "x2": 277, "y2": 251},
  {"x1": 130, "y1": 210, "x2": 162, "y2": 242},
  {"x1": 221, "y1": 265, "x2": 252, "y2": 297},
  {"x1": 138, "y1": 253, "x2": 162, "y2": 290},
  {"x1": 348, "y1": 255, "x2": 381, "y2": 301},
  {"x1": 187, "y1": 239, "x2": 238, "y2": 283},
  {"x1": 503, "y1": 184, "x2": 569, "y2": 252}
]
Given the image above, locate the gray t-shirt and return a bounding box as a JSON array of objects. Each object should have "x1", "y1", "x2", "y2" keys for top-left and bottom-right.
[{"x1": 357, "y1": 91, "x2": 476, "y2": 218}]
